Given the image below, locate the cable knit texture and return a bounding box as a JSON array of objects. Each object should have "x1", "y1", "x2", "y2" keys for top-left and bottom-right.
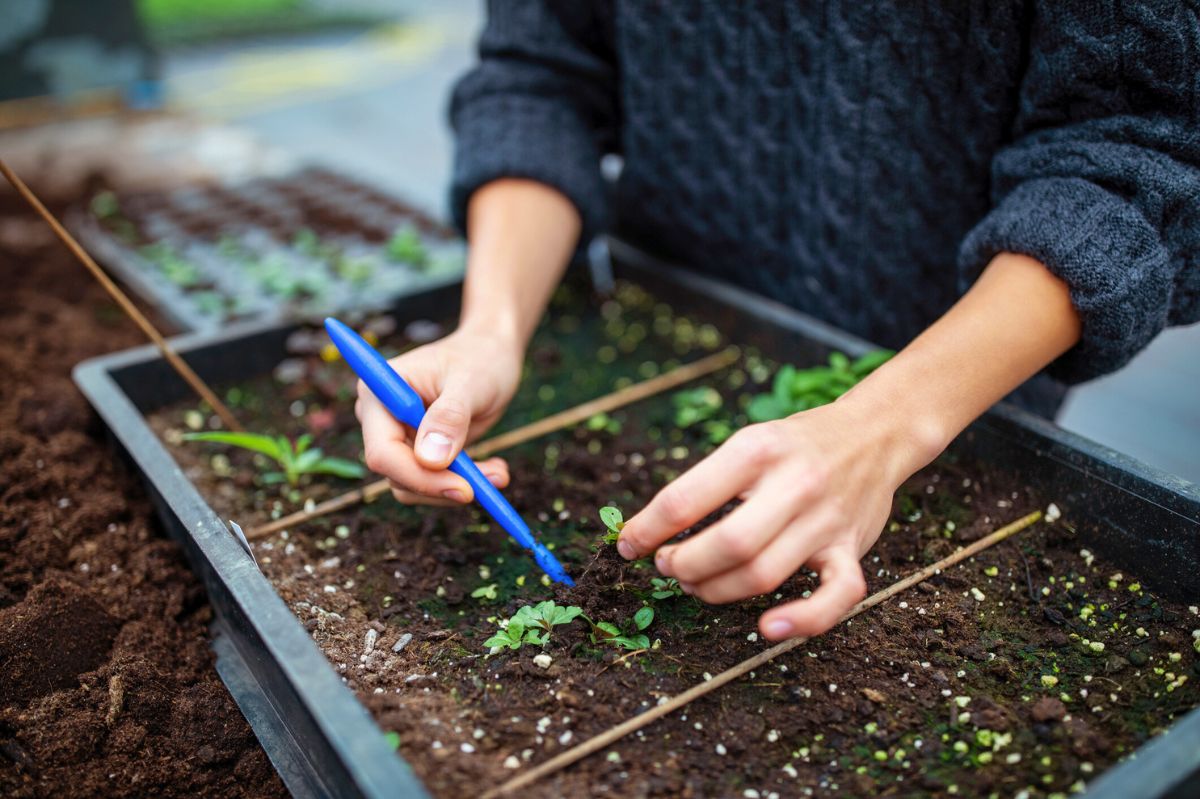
[{"x1": 450, "y1": 1, "x2": 1200, "y2": 409}]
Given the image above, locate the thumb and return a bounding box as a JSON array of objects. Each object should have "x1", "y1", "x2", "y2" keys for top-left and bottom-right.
[{"x1": 414, "y1": 382, "x2": 473, "y2": 469}]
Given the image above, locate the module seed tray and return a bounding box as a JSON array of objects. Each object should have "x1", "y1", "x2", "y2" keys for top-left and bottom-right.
[
  {"x1": 74, "y1": 243, "x2": 1200, "y2": 799},
  {"x1": 69, "y1": 166, "x2": 465, "y2": 333}
]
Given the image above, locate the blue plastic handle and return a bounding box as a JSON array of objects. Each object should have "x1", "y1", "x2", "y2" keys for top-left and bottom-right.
[{"x1": 324, "y1": 317, "x2": 573, "y2": 586}]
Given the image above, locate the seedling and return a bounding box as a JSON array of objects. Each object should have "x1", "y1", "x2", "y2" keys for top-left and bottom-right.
[
  {"x1": 599, "y1": 505, "x2": 624, "y2": 544},
  {"x1": 650, "y1": 577, "x2": 684, "y2": 600},
  {"x1": 141, "y1": 242, "x2": 202, "y2": 288},
  {"x1": 183, "y1": 431, "x2": 365, "y2": 486},
  {"x1": 673, "y1": 386, "x2": 723, "y2": 428},
  {"x1": 484, "y1": 600, "x2": 583, "y2": 652},
  {"x1": 586, "y1": 412, "x2": 622, "y2": 434},
  {"x1": 471, "y1": 583, "x2": 499, "y2": 602},
  {"x1": 747, "y1": 349, "x2": 894, "y2": 422},
  {"x1": 385, "y1": 223, "x2": 428, "y2": 268},
  {"x1": 589, "y1": 606, "x2": 654, "y2": 651}
]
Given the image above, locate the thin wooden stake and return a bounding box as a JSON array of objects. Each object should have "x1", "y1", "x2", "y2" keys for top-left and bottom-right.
[
  {"x1": 246, "y1": 347, "x2": 740, "y2": 539},
  {"x1": 483, "y1": 509, "x2": 1044, "y2": 798},
  {"x1": 0, "y1": 160, "x2": 244, "y2": 432}
]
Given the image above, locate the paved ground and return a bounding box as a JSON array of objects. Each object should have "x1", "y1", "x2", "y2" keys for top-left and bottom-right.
[{"x1": 159, "y1": 0, "x2": 1199, "y2": 483}]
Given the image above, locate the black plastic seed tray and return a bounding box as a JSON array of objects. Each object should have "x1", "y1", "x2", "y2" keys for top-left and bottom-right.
[
  {"x1": 69, "y1": 166, "x2": 465, "y2": 333},
  {"x1": 74, "y1": 240, "x2": 1200, "y2": 799}
]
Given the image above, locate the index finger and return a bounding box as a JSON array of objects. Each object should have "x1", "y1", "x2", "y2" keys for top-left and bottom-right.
[{"x1": 618, "y1": 435, "x2": 760, "y2": 560}]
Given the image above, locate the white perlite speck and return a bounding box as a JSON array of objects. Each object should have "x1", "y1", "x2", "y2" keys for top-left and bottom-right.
[
  {"x1": 715, "y1": 743, "x2": 727, "y2": 755},
  {"x1": 363, "y1": 629, "x2": 378, "y2": 654},
  {"x1": 392, "y1": 632, "x2": 413, "y2": 653},
  {"x1": 503, "y1": 755, "x2": 520, "y2": 769},
  {"x1": 970, "y1": 587, "x2": 986, "y2": 602},
  {"x1": 533, "y1": 653, "x2": 553, "y2": 669},
  {"x1": 1045, "y1": 503, "x2": 1061, "y2": 523}
]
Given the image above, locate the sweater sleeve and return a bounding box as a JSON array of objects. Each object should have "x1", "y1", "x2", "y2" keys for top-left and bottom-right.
[
  {"x1": 448, "y1": 0, "x2": 617, "y2": 241},
  {"x1": 958, "y1": 1, "x2": 1200, "y2": 384}
]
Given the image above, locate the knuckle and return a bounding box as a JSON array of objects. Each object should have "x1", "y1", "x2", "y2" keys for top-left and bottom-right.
[
  {"x1": 744, "y1": 559, "x2": 783, "y2": 595},
  {"x1": 363, "y1": 444, "x2": 388, "y2": 475},
  {"x1": 729, "y1": 425, "x2": 778, "y2": 466},
  {"x1": 430, "y1": 397, "x2": 470, "y2": 431},
  {"x1": 655, "y1": 485, "x2": 693, "y2": 529},
  {"x1": 715, "y1": 528, "x2": 755, "y2": 563},
  {"x1": 844, "y1": 567, "x2": 868, "y2": 602}
]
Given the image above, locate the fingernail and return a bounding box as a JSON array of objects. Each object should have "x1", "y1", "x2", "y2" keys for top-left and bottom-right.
[
  {"x1": 616, "y1": 539, "x2": 635, "y2": 559},
  {"x1": 763, "y1": 618, "x2": 793, "y2": 640},
  {"x1": 487, "y1": 472, "x2": 505, "y2": 487},
  {"x1": 442, "y1": 488, "x2": 467, "y2": 503},
  {"x1": 417, "y1": 431, "x2": 452, "y2": 463}
]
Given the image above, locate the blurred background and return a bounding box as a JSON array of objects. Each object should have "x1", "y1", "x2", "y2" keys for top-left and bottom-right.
[{"x1": 1, "y1": 0, "x2": 1196, "y2": 482}]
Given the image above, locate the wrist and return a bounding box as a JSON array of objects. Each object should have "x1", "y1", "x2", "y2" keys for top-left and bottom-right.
[{"x1": 833, "y1": 366, "x2": 953, "y2": 485}]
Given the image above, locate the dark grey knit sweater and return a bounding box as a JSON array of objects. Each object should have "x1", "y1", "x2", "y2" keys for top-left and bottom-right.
[{"x1": 449, "y1": 2, "x2": 1200, "y2": 414}]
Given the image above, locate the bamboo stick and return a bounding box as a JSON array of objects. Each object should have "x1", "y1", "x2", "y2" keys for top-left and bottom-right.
[
  {"x1": 0, "y1": 160, "x2": 244, "y2": 432},
  {"x1": 484, "y1": 509, "x2": 1044, "y2": 798},
  {"x1": 246, "y1": 347, "x2": 740, "y2": 539}
]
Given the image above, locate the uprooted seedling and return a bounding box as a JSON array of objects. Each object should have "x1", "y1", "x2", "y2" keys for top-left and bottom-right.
[
  {"x1": 183, "y1": 430, "x2": 366, "y2": 486},
  {"x1": 599, "y1": 505, "x2": 624, "y2": 544}
]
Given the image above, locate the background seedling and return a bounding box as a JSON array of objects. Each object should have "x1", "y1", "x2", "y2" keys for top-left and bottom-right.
[
  {"x1": 746, "y1": 349, "x2": 894, "y2": 422},
  {"x1": 672, "y1": 386, "x2": 722, "y2": 428},
  {"x1": 649, "y1": 577, "x2": 683, "y2": 600},
  {"x1": 484, "y1": 600, "x2": 584, "y2": 652},
  {"x1": 588, "y1": 606, "x2": 654, "y2": 651},
  {"x1": 384, "y1": 223, "x2": 428, "y2": 269},
  {"x1": 183, "y1": 431, "x2": 365, "y2": 486}
]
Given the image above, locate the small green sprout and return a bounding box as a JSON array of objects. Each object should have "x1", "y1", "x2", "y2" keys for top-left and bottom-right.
[
  {"x1": 385, "y1": 223, "x2": 428, "y2": 268},
  {"x1": 483, "y1": 600, "x2": 583, "y2": 652},
  {"x1": 141, "y1": 242, "x2": 202, "y2": 287},
  {"x1": 183, "y1": 431, "x2": 365, "y2": 486},
  {"x1": 589, "y1": 606, "x2": 654, "y2": 651},
  {"x1": 384, "y1": 731, "x2": 401, "y2": 751},
  {"x1": 90, "y1": 190, "x2": 121, "y2": 220},
  {"x1": 672, "y1": 386, "x2": 723, "y2": 428},
  {"x1": 586, "y1": 412, "x2": 622, "y2": 434},
  {"x1": 649, "y1": 577, "x2": 684, "y2": 600},
  {"x1": 471, "y1": 583, "x2": 498, "y2": 602},
  {"x1": 746, "y1": 349, "x2": 894, "y2": 422},
  {"x1": 599, "y1": 505, "x2": 624, "y2": 544}
]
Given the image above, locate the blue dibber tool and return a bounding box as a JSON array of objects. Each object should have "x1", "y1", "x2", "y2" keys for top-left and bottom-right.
[{"x1": 324, "y1": 317, "x2": 574, "y2": 586}]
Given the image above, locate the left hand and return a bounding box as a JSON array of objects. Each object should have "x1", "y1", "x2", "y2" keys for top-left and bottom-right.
[{"x1": 616, "y1": 396, "x2": 929, "y2": 641}]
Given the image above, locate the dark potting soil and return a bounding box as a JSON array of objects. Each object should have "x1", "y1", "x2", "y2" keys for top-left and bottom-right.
[
  {"x1": 152, "y1": 282, "x2": 1200, "y2": 799},
  {"x1": 0, "y1": 179, "x2": 285, "y2": 798}
]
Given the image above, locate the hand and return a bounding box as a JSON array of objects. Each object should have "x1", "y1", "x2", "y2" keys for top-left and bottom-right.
[
  {"x1": 355, "y1": 327, "x2": 523, "y2": 505},
  {"x1": 616, "y1": 397, "x2": 930, "y2": 641}
]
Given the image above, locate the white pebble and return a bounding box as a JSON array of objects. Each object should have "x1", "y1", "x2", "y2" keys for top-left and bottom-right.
[
  {"x1": 503, "y1": 755, "x2": 520, "y2": 769},
  {"x1": 715, "y1": 743, "x2": 727, "y2": 755},
  {"x1": 533, "y1": 653, "x2": 553, "y2": 669},
  {"x1": 1045, "y1": 503, "x2": 1061, "y2": 523}
]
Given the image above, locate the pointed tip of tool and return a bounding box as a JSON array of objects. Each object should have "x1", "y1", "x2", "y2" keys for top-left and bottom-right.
[{"x1": 532, "y1": 543, "x2": 574, "y2": 587}]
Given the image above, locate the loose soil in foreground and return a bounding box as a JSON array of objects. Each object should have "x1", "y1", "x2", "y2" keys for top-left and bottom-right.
[
  {"x1": 155, "y1": 283, "x2": 1200, "y2": 799},
  {"x1": 0, "y1": 179, "x2": 285, "y2": 798}
]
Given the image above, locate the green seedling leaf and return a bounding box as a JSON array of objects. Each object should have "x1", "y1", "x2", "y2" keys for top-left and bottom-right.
[
  {"x1": 850, "y1": 349, "x2": 895, "y2": 376},
  {"x1": 599, "y1": 506, "x2": 624, "y2": 533},
  {"x1": 649, "y1": 577, "x2": 683, "y2": 599},
  {"x1": 184, "y1": 431, "x2": 365, "y2": 485},
  {"x1": 633, "y1": 606, "x2": 655, "y2": 631},
  {"x1": 471, "y1": 583, "x2": 498, "y2": 601},
  {"x1": 384, "y1": 731, "x2": 401, "y2": 751},
  {"x1": 828, "y1": 351, "x2": 851, "y2": 372},
  {"x1": 183, "y1": 431, "x2": 282, "y2": 460},
  {"x1": 385, "y1": 224, "x2": 429, "y2": 268}
]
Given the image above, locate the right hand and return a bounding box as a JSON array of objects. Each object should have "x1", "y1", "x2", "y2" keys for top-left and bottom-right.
[{"x1": 355, "y1": 328, "x2": 523, "y2": 505}]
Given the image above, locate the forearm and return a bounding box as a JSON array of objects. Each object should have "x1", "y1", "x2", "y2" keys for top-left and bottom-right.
[
  {"x1": 840, "y1": 252, "x2": 1082, "y2": 482},
  {"x1": 458, "y1": 178, "x2": 581, "y2": 349}
]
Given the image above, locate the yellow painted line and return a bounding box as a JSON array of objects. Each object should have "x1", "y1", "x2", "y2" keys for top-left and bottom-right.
[{"x1": 165, "y1": 21, "x2": 450, "y2": 119}]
